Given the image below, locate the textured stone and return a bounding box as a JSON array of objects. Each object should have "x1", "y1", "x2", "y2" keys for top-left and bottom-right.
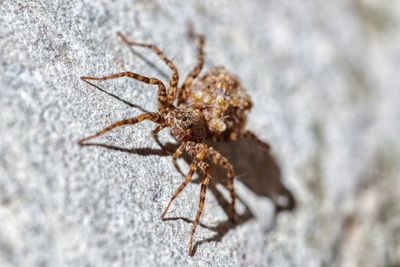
[{"x1": 1, "y1": 0, "x2": 399, "y2": 266}]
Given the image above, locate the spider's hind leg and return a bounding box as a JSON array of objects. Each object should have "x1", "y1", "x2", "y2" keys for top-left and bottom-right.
[{"x1": 230, "y1": 130, "x2": 271, "y2": 152}]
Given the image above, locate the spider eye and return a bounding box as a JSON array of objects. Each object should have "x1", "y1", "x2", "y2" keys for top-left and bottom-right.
[{"x1": 182, "y1": 116, "x2": 188, "y2": 122}]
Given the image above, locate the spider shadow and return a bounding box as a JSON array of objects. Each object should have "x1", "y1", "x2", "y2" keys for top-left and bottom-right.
[
  {"x1": 211, "y1": 139, "x2": 296, "y2": 213},
  {"x1": 164, "y1": 139, "x2": 296, "y2": 255},
  {"x1": 81, "y1": 138, "x2": 295, "y2": 256}
]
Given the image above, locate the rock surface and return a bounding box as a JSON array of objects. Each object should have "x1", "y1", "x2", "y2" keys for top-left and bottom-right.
[{"x1": 1, "y1": 0, "x2": 399, "y2": 266}]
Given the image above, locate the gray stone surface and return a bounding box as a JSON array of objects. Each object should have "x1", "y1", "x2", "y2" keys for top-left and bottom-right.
[{"x1": 1, "y1": 0, "x2": 399, "y2": 266}]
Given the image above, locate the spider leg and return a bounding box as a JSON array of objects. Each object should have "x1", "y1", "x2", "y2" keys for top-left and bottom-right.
[
  {"x1": 168, "y1": 142, "x2": 187, "y2": 178},
  {"x1": 160, "y1": 143, "x2": 207, "y2": 220},
  {"x1": 208, "y1": 147, "x2": 237, "y2": 222},
  {"x1": 117, "y1": 32, "x2": 179, "y2": 104},
  {"x1": 151, "y1": 123, "x2": 168, "y2": 149},
  {"x1": 172, "y1": 141, "x2": 186, "y2": 160},
  {"x1": 178, "y1": 28, "x2": 205, "y2": 105},
  {"x1": 229, "y1": 130, "x2": 271, "y2": 151},
  {"x1": 81, "y1": 72, "x2": 170, "y2": 113},
  {"x1": 78, "y1": 112, "x2": 163, "y2": 144},
  {"x1": 189, "y1": 160, "x2": 211, "y2": 255}
]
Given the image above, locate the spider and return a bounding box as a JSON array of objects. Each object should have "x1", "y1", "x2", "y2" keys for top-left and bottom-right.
[{"x1": 78, "y1": 28, "x2": 270, "y2": 255}]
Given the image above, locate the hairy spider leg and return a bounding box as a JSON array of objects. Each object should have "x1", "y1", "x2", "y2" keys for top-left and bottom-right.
[
  {"x1": 189, "y1": 158, "x2": 211, "y2": 255},
  {"x1": 117, "y1": 32, "x2": 179, "y2": 104},
  {"x1": 81, "y1": 73, "x2": 170, "y2": 113},
  {"x1": 160, "y1": 142, "x2": 206, "y2": 220},
  {"x1": 208, "y1": 147, "x2": 237, "y2": 222},
  {"x1": 178, "y1": 30, "x2": 205, "y2": 105},
  {"x1": 229, "y1": 130, "x2": 271, "y2": 151},
  {"x1": 160, "y1": 142, "x2": 211, "y2": 254},
  {"x1": 172, "y1": 141, "x2": 186, "y2": 160},
  {"x1": 166, "y1": 141, "x2": 187, "y2": 173},
  {"x1": 78, "y1": 112, "x2": 163, "y2": 144},
  {"x1": 151, "y1": 123, "x2": 169, "y2": 149}
]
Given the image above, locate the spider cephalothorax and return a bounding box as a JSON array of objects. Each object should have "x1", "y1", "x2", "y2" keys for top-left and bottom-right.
[
  {"x1": 79, "y1": 29, "x2": 270, "y2": 255},
  {"x1": 168, "y1": 108, "x2": 208, "y2": 143}
]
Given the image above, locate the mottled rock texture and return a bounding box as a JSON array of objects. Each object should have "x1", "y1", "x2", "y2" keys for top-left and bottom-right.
[{"x1": 1, "y1": 0, "x2": 399, "y2": 266}]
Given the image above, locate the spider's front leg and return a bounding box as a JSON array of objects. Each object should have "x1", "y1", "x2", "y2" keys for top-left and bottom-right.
[
  {"x1": 189, "y1": 157, "x2": 211, "y2": 255},
  {"x1": 78, "y1": 112, "x2": 163, "y2": 144},
  {"x1": 160, "y1": 142, "x2": 210, "y2": 255},
  {"x1": 117, "y1": 32, "x2": 180, "y2": 104},
  {"x1": 81, "y1": 71, "x2": 170, "y2": 113},
  {"x1": 151, "y1": 123, "x2": 169, "y2": 151},
  {"x1": 161, "y1": 142, "x2": 206, "y2": 219}
]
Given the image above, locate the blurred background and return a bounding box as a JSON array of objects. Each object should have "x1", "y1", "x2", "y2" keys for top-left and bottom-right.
[{"x1": 0, "y1": 0, "x2": 399, "y2": 266}]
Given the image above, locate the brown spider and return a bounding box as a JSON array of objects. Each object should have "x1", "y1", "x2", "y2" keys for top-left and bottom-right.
[{"x1": 78, "y1": 28, "x2": 270, "y2": 255}]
